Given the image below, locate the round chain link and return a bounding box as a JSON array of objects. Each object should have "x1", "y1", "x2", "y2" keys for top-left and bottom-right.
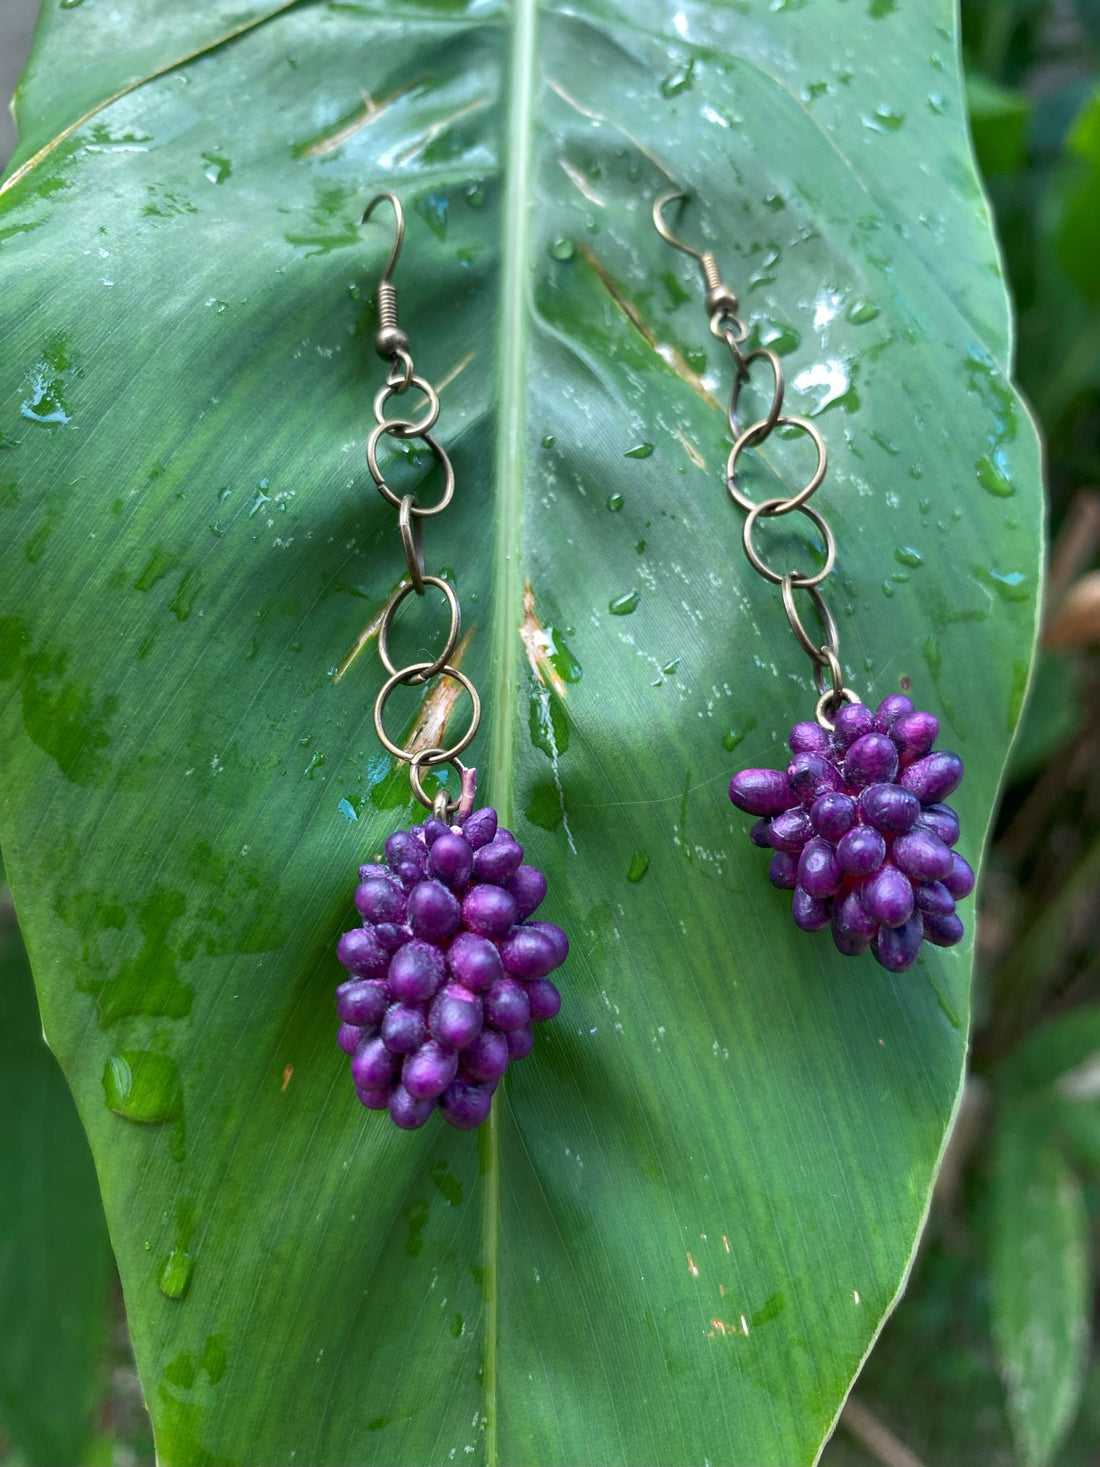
[
  {"x1": 374, "y1": 661, "x2": 481, "y2": 765},
  {"x1": 742, "y1": 498, "x2": 837, "y2": 588},
  {"x1": 780, "y1": 575, "x2": 838, "y2": 667},
  {"x1": 377, "y1": 576, "x2": 461, "y2": 680}
]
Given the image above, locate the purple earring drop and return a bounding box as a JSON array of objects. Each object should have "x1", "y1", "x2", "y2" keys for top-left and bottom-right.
[
  {"x1": 653, "y1": 192, "x2": 972, "y2": 972},
  {"x1": 334, "y1": 195, "x2": 566, "y2": 1129}
]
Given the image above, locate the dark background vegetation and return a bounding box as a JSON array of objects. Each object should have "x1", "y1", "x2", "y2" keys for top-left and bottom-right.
[{"x1": 1, "y1": 1, "x2": 1098, "y2": 1463}]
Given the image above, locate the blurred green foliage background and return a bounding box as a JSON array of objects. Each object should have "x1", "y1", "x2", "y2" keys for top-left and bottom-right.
[{"x1": 1, "y1": 0, "x2": 1098, "y2": 1463}]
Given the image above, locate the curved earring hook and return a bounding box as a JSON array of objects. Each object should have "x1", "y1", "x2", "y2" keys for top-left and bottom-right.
[
  {"x1": 362, "y1": 191, "x2": 405, "y2": 284},
  {"x1": 652, "y1": 189, "x2": 706, "y2": 263}
]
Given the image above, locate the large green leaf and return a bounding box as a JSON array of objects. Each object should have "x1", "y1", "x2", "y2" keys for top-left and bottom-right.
[
  {"x1": 0, "y1": 878, "x2": 114, "y2": 1466},
  {"x1": 0, "y1": 0, "x2": 1041, "y2": 1463}
]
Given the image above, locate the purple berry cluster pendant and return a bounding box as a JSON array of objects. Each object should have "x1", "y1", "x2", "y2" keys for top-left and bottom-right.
[
  {"x1": 336, "y1": 808, "x2": 566, "y2": 1129},
  {"x1": 338, "y1": 194, "x2": 567, "y2": 1130},
  {"x1": 651, "y1": 192, "x2": 974, "y2": 973},
  {"x1": 729, "y1": 697, "x2": 972, "y2": 971}
]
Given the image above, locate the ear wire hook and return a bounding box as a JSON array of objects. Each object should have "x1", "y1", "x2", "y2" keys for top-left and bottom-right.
[
  {"x1": 362, "y1": 191, "x2": 412, "y2": 383},
  {"x1": 653, "y1": 189, "x2": 741, "y2": 334}
]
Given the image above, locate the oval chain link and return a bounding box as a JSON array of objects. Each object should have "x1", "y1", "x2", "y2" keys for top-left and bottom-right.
[{"x1": 364, "y1": 332, "x2": 481, "y2": 811}]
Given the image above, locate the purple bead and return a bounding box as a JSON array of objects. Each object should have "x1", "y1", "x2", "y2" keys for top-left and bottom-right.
[
  {"x1": 891, "y1": 711, "x2": 939, "y2": 761},
  {"x1": 439, "y1": 1078, "x2": 494, "y2": 1130},
  {"x1": 484, "y1": 978, "x2": 531, "y2": 1032},
  {"x1": 862, "y1": 865, "x2": 915, "y2": 928},
  {"x1": 336, "y1": 978, "x2": 388, "y2": 1028},
  {"x1": 355, "y1": 877, "x2": 407, "y2": 924},
  {"x1": 429, "y1": 984, "x2": 483, "y2": 1050},
  {"x1": 767, "y1": 807, "x2": 815, "y2": 852},
  {"x1": 872, "y1": 913, "x2": 925, "y2": 971},
  {"x1": 389, "y1": 1084, "x2": 434, "y2": 1130},
  {"x1": 374, "y1": 922, "x2": 412, "y2": 952},
  {"x1": 922, "y1": 910, "x2": 965, "y2": 947},
  {"x1": 943, "y1": 853, "x2": 975, "y2": 899},
  {"x1": 789, "y1": 720, "x2": 830, "y2": 754},
  {"x1": 473, "y1": 835, "x2": 524, "y2": 884},
  {"x1": 423, "y1": 819, "x2": 450, "y2": 845},
  {"x1": 403, "y1": 1040, "x2": 459, "y2": 1100},
  {"x1": 768, "y1": 850, "x2": 799, "y2": 890},
  {"x1": 797, "y1": 837, "x2": 843, "y2": 898},
  {"x1": 874, "y1": 694, "x2": 915, "y2": 731},
  {"x1": 388, "y1": 939, "x2": 445, "y2": 1002},
  {"x1": 406, "y1": 880, "x2": 461, "y2": 942},
  {"x1": 832, "y1": 922, "x2": 873, "y2": 957},
  {"x1": 351, "y1": 1036, "x2": 397, "y2": 1088},
  {"x1": 381, "y1": 1002, "x2": 427, "y2": 1054},
  {"x1": 337, "y1": 1022, "x2": 362, "y2": 1056},
  {"x1": 750, "y1": 818, "x2": 773, "y2": 848},
  {"x1": 506, "y1": 1025, "x2": 535, "y2": 1060},
  {"x1": 447, "y1": 931, "x2": 504, "y2": 993},
  {"x1": 916, "y1": 881, "x2": 956, "y2": 917},
  {"x1": 429, "y1": 832, "x2": 474, "y2": 890},
  {"x1": 336, "y1": 926, "x2": 389, "y2": 979},
  {"x1": 836, "y1": 826, "x2": 887, "y2": 876},
  {"x1": 460, "y1": 1029, "x2": 511, "y2": 1082},
  {"x1": 832, "y1": 702, "x2": 875, "y2": 751},
  {"x1": 834, "y1": 887, "x2": 879, "y2": 941},
  {"x1": 792, "y1": 886, "x2": 830, "y2": 931},
  {"x1": 385, "y1": 830, "x2": 426, "y2": 878},
  {"x1": 358, "y1": 862, "x2": 391, "y2": 882},
  {"x1": 462, "y1": 884, "x2": 517, "y2": 938},
  {"x1": 788, "y1": 753, "x2": 844, "y2": 806},
  {"x1": 462, "y1": 806, "x2": 498, "y2": 849},
  {"x1": 500, "y1": 926, "x2": 559, "y2": 979},
  {"x1": 843, "y1": 733, "x2": 899, "y2": 789},
  {"x1": 728, "y1": 768, "x2": 797, "y2": 816},
  {"x1": 507, "y1": 865, "x2": 547, "y2": 921},
  {"x1": 893, "y1": 831, "x2": 954, "y2": 883},
  {"x1": 356, "y1": 1085, "x2": 391, "y2": 1111},
  {"x1": 915, "y1": 803, "x2": 960, "y2": 846},
  {"x1": 529, "y1": 922, "x2": 569, "y2": 968},
  {"x1": 858, "y1": 782, "x2": 920, "y2": 834},
  {"x1": 527, "y1": 978, "x2": 562, "y2": 1022},
  {"x1": 810, "y1": 791, "x2": 857, "y2": 843},
  {"x1": 899, "y1": 751, "x2": 964, "y2": 804}
]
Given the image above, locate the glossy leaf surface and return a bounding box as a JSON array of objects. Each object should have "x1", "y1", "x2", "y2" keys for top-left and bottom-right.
[{"x1": 0, "y1": 0, "x2": 1042, "y2": 1462}]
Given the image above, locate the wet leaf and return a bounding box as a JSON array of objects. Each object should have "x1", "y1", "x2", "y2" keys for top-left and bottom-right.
[{"x1": 0, "y1": 0, "x2": 1042, "y2": 1463}]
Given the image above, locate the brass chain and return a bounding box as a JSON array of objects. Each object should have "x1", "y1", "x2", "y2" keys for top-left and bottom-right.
[
  {"x1": 653, "y1": 190, "x2": 858, "y2": 729},
  {"x1": 361, "y1": 193, "x2": 480, "y2": 817}
]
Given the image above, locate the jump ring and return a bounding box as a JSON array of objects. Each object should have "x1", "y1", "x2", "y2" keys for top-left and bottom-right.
[
  {"x1": 813, "y1": 646, "x2": 845, "y2": 699},
  {"x1": 814, "y1": 684, "x2": 860, "y2": 732},
  {"x1": 373, "y1": 375, "x2": 440, "y2": 438},
  {"x1": 377, "y1": 576, "x2": 461, "y2": 680},
  {"x1": 728, "y1": 348, "x2": 785, "y2": 446},
  {"x1": 727, "y1": 414, "x2": 827, "y2": 515},
  {"x1": 409, "y1": 748, "x2": 469, "y2": 817},
  {"x1": 742, "y1": 498, "x2": 836, "y2": 588},
  {"x1": 385, "y1": 349, "x2": 414, "y2": 394},
  {"x1": 374, "y1": 662, "x2": 480, "y2": 765},
  {"x1": 712, "y1": 310, "x2": 748, "y2": 343},
  {"x1": 366, "y1": 425, "x2": 456, "y2": 516},
  {"x1": 398, "y1": 494, "x2": 425, "y2": 593},
  {"x1": 780, "y1": 575, "x2": 839, "y2": 666}
]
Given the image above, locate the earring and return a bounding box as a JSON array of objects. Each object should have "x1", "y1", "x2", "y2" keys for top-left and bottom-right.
[
  {"x1": 333, "y1": 193, "x2": 567, "y2": 1130},
  {"x1": 652, "y1": 192, "x2": 974, "y2": 974}
]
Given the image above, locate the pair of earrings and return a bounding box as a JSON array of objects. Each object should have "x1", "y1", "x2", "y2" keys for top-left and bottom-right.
[{"x1": 333, "y1": 190, "x2": 974, "y2": 1133}]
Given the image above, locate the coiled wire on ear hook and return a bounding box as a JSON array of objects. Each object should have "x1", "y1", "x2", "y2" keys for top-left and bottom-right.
[{"x1": 362, "y1": 191, "x2": 412, "y2": 382}]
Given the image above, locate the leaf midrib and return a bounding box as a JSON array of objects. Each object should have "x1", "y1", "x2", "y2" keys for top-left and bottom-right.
[{"x1": 483, "y1": 0, "x2": 539, "y2": 1456}]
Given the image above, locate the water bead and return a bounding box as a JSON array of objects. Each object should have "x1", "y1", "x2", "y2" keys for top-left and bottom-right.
[
  {"x1": 406, "y1": 879, "x2": 462, "y2": 942},
  {"x1": 381, "y1": 1002, "x2": 427, "y2": 1054},
  {"x1": 728, "y1": 768, "x2": 797, "y2": 816}
]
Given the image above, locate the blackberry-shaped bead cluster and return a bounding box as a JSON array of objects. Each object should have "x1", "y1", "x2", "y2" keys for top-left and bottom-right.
[
  {"x1": 729, "y1": 695, "x2": 973, "y2": 972},
  {"x1": 335, "y1": 807, "x2": 567, "y2": 1130}
]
